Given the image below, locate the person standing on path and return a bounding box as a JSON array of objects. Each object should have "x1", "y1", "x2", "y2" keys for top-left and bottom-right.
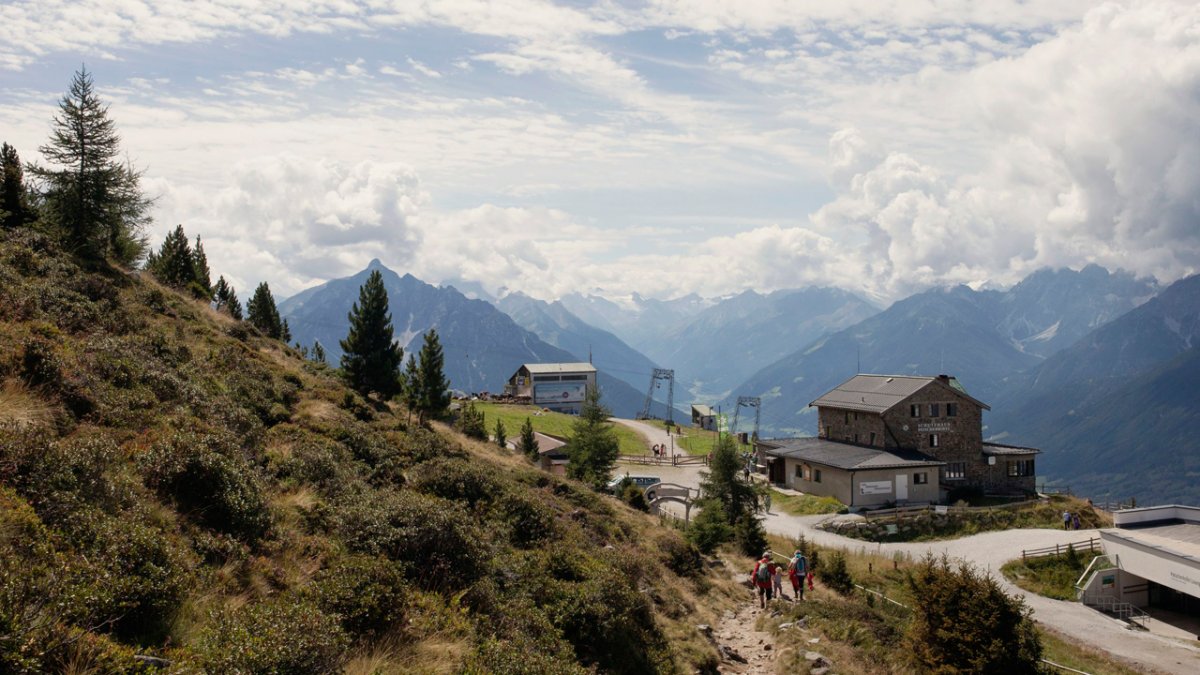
[
  {"x1": 771, "y1": 560, "x2": 785, "y2": 600},
  {"x1": 750, "y1": 554, "x2": 774, "y2": 608},
  {"x1": 788, "y1": 550, "x2": 808, "y2": 601}
]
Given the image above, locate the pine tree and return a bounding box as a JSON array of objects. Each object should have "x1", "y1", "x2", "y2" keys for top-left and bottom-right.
[
  {"x1": 566, "y1": 387, "x2": 620, "y2": 489},
  {"x1": 1, "y1": 142, "x2": 32, "y2": 228},
  {"x1": 213, "y1": 276, "x2": 231, "y2": 310},
  {"x1": 518, "y1": 417, "x2": 539, "y2": 460},
  {"x1": 339, "y1": 270, "x2": 404, "y2": 399},
  {"x1": 280, "y1": 318, "x2": 292, "y2": 344},
  {"x1": 699, "y1": 433, "x2": 759, "y2": 526},
  {"x1": 227, "y1": 288, "x2": 244, "y2": 321},
  {"x1": 414, "y1": 328, "x2": 451, "y2": 423},
  {"x1": 146, "y1": 224, "x2": 196, "y2": 289},
  {"x1": 29, "y1": 67, "x2": 150, "y2": 263},
  {"x1": 494, "y1": 418, "x2": 507, "y2": 449},
  {"x1": 247, "y1": 282, "x2": 282, "y2": 339},
  {"x1": 402, "y1": 353, "x2": 419, "y2": 422},
  {"x1": 192, "y1": 235, "x2": 212, "y2": 299},
  {"x1": 457, "y1": 402, "x2": 487, "y2": 440},
  {"x1": 312, "y1": 341, "x2": 326, "y2": 364}
]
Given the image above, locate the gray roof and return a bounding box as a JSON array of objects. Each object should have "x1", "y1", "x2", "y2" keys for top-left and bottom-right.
[
  {"x1": 809, "y1": 374, "x2": 989, "y2": 414},
  {"x1": 759, "y1": 437, "x2": 944, "y2": 471},
  {"x1": 982, "y1": 442, "x2": 1041, "y2": 456},
  {"x1": 535, "y1": 432, "x2": 568, "y2": 455},
  {"x1": 691, "y1": 404, "x2": 715, "y2": 416},
  {"x1": 521, "y1": 362, "x2": 597, "y2": 374}
]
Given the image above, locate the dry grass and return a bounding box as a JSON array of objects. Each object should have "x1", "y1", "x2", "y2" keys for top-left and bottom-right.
[
  {"x1": 0, "y1": 379, "x2": 55, "y2": 427},
  {"x1": 344, "y1": 634, "x2": 469, "y2": 675}
]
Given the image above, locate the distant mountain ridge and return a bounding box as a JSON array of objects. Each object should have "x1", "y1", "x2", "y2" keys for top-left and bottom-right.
[
  {"x1": 278, "y1": 261, "x2": 661, "y2": 419},
  {"x1": 651, "y1": 287, "x2": 879, "y2": 402},
  {"x1": 723, "y1": 266, "x2": 1158, "y2": 438}
]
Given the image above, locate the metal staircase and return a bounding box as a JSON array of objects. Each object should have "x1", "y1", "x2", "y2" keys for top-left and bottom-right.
[{"x1": 1075, "y1": 555, "x2": 1150, "y2": 629}]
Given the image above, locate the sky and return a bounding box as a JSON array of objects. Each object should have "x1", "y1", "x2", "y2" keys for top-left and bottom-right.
[{"x1": 1, "y1": 0, "x2": 1198, "y2": 304}]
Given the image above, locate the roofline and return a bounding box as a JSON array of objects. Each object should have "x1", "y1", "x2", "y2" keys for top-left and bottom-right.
[
  {"x1": 758, "y1": 438, "x2": 946, "y2": 470},
  {"x1": 807, "y1": 374, "x2": 991, "y2": 413}
]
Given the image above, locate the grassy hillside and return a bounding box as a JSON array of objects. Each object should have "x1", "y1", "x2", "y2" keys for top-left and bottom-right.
[
  {"x1": 0, "y1": 230, "x2": 741, "y2": 673},
  {"x1": 475, "y1": 402, "x2": 650, "y2": 456}
]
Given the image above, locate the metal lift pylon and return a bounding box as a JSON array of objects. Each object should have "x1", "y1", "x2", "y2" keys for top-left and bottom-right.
[
  {"x1": 730, "y1": 396, "x2": 761, "y2": 442},
  {"x1": 638, "y1": 368, "x2": 675, "y2": 425}
]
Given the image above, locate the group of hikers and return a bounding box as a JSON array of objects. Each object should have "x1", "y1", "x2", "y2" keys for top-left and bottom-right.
[
  {"x1": 1062, "y1": 510, "x2": 1083, "y2": 530},
  {"x1": 750, "y1": 550, "x2": 812, "y2": 609},
  {"x1": 652, "y1": 443, "x2": 673, "y2": 458}
]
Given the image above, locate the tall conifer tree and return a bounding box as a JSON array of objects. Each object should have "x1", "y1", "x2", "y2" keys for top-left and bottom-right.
[
  {"x1": 518, "y1": 417, "x2": 539, "y2": 460},
  {"x1": 192, "y1": 235, "x2": 212, "y2": 299},
  {"x1": 312, "y1": 341, "x2": 326, "y2": 364},
  {"x1": 146, "y1": 224, "x2": 195, "y2": 288},
  {"x1": 247, "y1": 282, "x2": 282, "y2": 339},
  {"x1": 565, "y1": 387, "x2": 620, "y2": 488},
  {"x1": 30, "y1": 67, "x2": 150, "y2": 263},
  {"x1": 339, "y1": 269, "x2": 404, "y2": 399},
  {"x1": 414, "y1": 328, "x2": 450, "y2": 423}
]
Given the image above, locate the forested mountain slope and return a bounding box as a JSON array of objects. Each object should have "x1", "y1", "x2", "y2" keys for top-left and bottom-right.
[{"x1": 0, "y1": 230, "x2": 731, "y2": 673}]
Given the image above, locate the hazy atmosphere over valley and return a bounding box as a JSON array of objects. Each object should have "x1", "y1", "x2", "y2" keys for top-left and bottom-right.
[{"x1": 2, "y1": 0, "x2": 1198, "y2": 303}]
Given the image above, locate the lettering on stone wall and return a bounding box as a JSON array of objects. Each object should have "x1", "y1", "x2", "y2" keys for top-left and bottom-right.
[{"x1": 917, "y1": 422, "x2": 952, "y2": 433}]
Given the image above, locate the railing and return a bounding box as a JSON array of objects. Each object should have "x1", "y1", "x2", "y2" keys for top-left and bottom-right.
[
  {"x1": 862, "y1": 498, "x2": 1043, "y2": 520},
  {"x1": 1080, "y1": 594, "x2": 1149, "y2": 629},
  {"x1": 1093, "y1": 499, "x2": 1137, "y2": 513},
  {"x1": 1020, "y1": 538, "x2": 1101, "y2": 561},
  {"x1": 617, "y1": 454, "x2": 708, "y2": 467},
  {"x1": 1038, "y1": 485, "x2": 1072, "y2": 496},
  {"x1": 1073, "y1": 554, "x2": 1115, "y2": 590}
]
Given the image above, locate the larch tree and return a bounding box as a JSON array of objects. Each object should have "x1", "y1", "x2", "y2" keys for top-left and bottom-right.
[
  {"x1": 311, "y1": 341, "x2": 326, "y2": 364},
  {"x1": 1, "y1": 142, "x2": 33, "y2": 228},
  {"x1": 566, "y1": 387, "x2": 619, "y2": 489},
  {"x1": 29, "y1": 67, "x2": 151, "y2": 264},
  {"x1": 414, "y1": 328, "x2": 450, "y2": 423},
  {"x1": 339, "y1": 269, "x2": 404, "y2": 400},
  {"x1": 247, "y1": 282, "x2": 282, "y2": 339}
]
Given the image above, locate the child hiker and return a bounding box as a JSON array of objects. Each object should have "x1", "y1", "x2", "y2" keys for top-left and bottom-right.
[
  {"x1": 771, "y1": 560, "x2": 785, "y2": 599},
  {"x1": 788, "y1": 549, "x2": 808, "y2": 601}
]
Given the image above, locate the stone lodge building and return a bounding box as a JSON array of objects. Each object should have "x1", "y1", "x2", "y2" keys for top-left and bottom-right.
[{"x1": 756, "y1": 374, "x2": 1039, "y2": 508}]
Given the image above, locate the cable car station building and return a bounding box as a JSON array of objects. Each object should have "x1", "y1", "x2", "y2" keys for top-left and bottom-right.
[
  {"x1": 505, "y1": 363, "x2": 596, "y2": 415},
  {"x1": 755, "y1": 374, "x2": 1040, "y2": 509}
]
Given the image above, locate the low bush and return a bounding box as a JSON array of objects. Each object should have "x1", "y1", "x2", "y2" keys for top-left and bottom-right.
[
  {"x1": 686, "y1": 501, "x2": 732, "y2": 554},
  {"x1": 334, "y1": 489, "x2": 487, "y2": 592},
  {"x1": 620, "y1": 483, "x2": 650, "y2": 512},
  {"x1": 192, "y1": 598, "x2": 348, "y2": 674},
  {"x1": 140, "y1": 430, "x2": 271, "y2": 542},
  {"x1": 409, "y1": 457, "x2": 501, "y2": 508},
  {"x1": 491, "y1": 488, "x2": 558, "y2": 548},
  {"x1": 655, "y1": 531, "x2": 703, "y2": 578},
  {"x1": 308, "y1": 555, "x2": 409, "y2": 640},
  {"x1": 733, "y1": 512, "x2": 767, "y2": 557},
  {"x1": 820, "y1": 551, "x2": 855, "y2": 596}
]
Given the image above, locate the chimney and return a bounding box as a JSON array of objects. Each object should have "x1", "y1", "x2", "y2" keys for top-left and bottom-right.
[{"x1": 937, "y1": 374, "x2": 950, "y2": 383}]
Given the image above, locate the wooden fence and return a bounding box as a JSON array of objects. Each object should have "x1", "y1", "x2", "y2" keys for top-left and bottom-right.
[{"x1": 1020, "y1": 538, "x2": 1101, "y2": 561}]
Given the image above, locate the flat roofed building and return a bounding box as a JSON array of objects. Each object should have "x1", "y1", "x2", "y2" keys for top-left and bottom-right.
[
  {"x1": 506, "y1": 362, "x2": 597, "y2": 415},
  {"x1": 1087, "y1": 505, "x2": 1200, "y2": 616},
  {"x1": 757, "y1": 436, "x2": 943, "y2": 508},
  {"x1": 691, "y1": 404, "x2": 716, "y2": 431}
]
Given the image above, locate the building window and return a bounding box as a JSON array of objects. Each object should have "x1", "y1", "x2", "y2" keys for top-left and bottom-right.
[
  {"x1": 813, "y1": 469, "x2": 822, "y2": 483},
  {"x1": 795, "y1": 464, "x2": 804, "y2": 479},
  {"x1": 914, "y1": 472, "x2": 928, "y2": 485},
  {"x1": 929, "y1": 434, "x2": 939, "y2": 448},
  {"x1": 910, "y1": 404, "x2": 919, "y2": 418},
  {"x1": 947, "y1": 402, "x2": 958, "y2": 417},
  {"x1": 929, "y1": 403, "x2": 940, "y2": 417},
  {"x1": 945, "y1": 462, "x2": 966, "y2": 480},
  {"x1": 1007, "y1": 459, "x2": 1035, "y2": 477},
  {"x1": 844, "y1": 411, "x2": 850, "y2": 424},
  {"x1": 561, "y1": 374, "x2": 588, "y2": 381},
  {"x1": 869, "y1": 432, "x2": 877, "y2": 446}
]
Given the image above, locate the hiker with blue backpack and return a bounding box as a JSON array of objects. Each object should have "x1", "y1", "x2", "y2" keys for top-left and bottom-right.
[{"x1": 788, "y1": 550, "x2": 808, "y2": 601}]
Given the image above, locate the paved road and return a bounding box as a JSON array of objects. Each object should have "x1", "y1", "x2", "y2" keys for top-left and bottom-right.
[{"x1": 610, "y1": 420, "x2": 1200, "y2": 674}]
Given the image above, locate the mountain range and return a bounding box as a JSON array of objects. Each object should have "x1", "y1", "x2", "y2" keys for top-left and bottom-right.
[{"x1": 278, "y1": 261, "x2": 665, "y2": 419}]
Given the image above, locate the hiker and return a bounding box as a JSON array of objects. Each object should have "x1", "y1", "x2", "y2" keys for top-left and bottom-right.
[
  {"x1": 1072, "y1": 512, "x2": 1081, "y2": 530},
  {"x1": 652, "y1": 443, "x2": 659, "y2": 458},
  {"x1": 771, "y1": 560, "x2": 785, "y2": 600},
  {"x1": 788, "y1": 550, "x2": 808, "y2": 601},
  {"x1": 750, "y1": 554, "x2": 774, "y2": 608},
  {"x1": 763, "y1": 492, "x2": 772, "y2": 514},
  {"x1": 1062, "y1": 511, "x2": 1072, "y2": 529}
]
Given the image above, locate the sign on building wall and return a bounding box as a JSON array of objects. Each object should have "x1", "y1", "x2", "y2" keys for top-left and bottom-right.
[
  {"x1": 534, "y1": 382, "x2": 587, "y2": 404},
  {"x1": 860, "y1": 480, "x2": 893, "y2": 495},
  {"x1": 917, "y1": 422, "x2": 952, "y2": 433}
]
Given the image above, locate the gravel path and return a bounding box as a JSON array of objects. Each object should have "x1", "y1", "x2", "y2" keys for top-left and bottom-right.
[{"x1": 608, "y1": 421, "x2": 1200, "y2": 674}]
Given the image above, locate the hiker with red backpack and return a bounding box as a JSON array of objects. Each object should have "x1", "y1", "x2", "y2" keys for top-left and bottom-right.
[{"x1": 750, "y1": 553, "x2": 775, "y2": 608}]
